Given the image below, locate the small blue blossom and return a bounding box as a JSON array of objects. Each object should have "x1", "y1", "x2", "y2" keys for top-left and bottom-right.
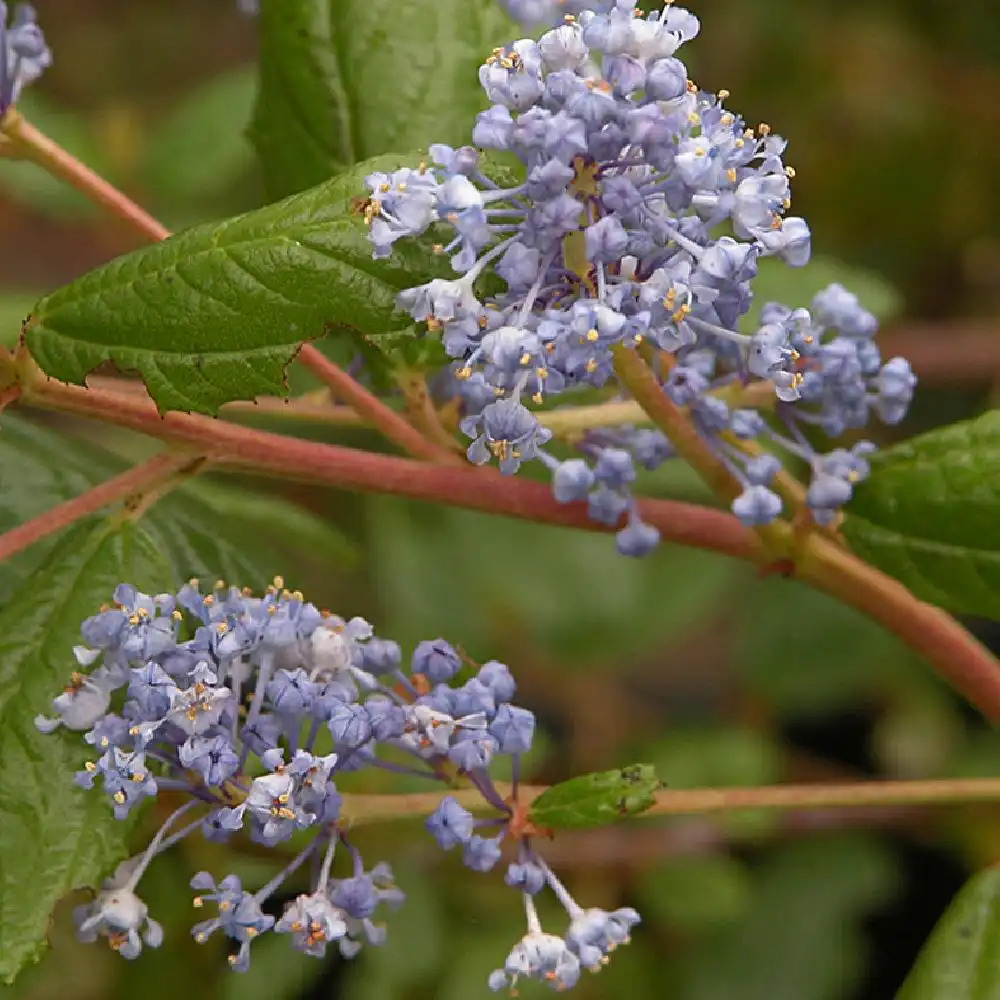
[
  {"x1": 616, "y1": 510, "x2": 661, "y2": 557},
  {"x1": 874, "y1": 357, "x2": 917, "y2": 425},
  {"x1": 74, "y1": 887, "x2": 162, "y2": 960},
  {"x1": 549, "y1": 457, "x2": 596, "y2": 503},
  {"x1": 506, "y1": 859, "x2": 547, "y2": 895},
  {"x1": 127, "y1": 663, "x2": 177, "y2": 720},
  {"x1": 275, "y1": 893, "x2": 348, "y2": 957},
  {"x1": 426, "y1": 796, "x2": 476, "y2": 849},
  {"x1": 478, "y1": 660, "x2": 517, "y2": 703},
  {"x1": 327, "y1": 701, "x2": 373, "y2": 748},
  {"x1": 449, "y1": 729, "x2": 500, "y2": 771},
  {"x1": 359, "y1": 636, "x2": 402, "y2": 674},
  {"x1": 490, "y1": 928, "x2": 581, "y2": 993},
  {"x1": 240, "y1": 768, "x2": 308, "y2": 844},
  {"x1": 266, "y1": 668, "x2": 317, "y2": 715},
  {"x1": 190, "y1": 872, "x2": 274, "y2": 972},
  {"x1": 732, "y1": 485, "x2": 783, "y2": 527},
  {"x1": 178, "y1": 735, "x2": 239, "y2": 787},
  {"x1": 566, "y1": 906, "x2": 641, "y2": 970},
  {"x1": 463, "y1": 834, "x2": 504, "y2": 872},
  {"x1": 462, "y1": 396, "x2": 554, "y2": 475},
  {"x1": 76, "y1": 747, "x2": 158, "y2": 820},
  {"x1": 330, "y1": 875, "x2": 379, "y2": 919},
  {"x1": 490, "y1": 703, "x2": 535, "y2": 754},
  {"x1": 35, "y1": 661, "x2": 115, "y2": 734},
  {"x1": 588, "y1": 483, "x2": 630, "y2": 526},
  {"x1": 165, "y1": 669, "x2": 233, "y2": 736},
  {"x1": 412, "y1": 638, "x2": 462, "y2": 683}
]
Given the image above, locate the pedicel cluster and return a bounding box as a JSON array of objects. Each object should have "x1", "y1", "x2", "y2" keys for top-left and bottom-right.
[
  {"x1": 363, "y1": 0, "x2": 916, "y2": 548},
  {"x1": 37, "y1": 579, "x2": 638, "y2": 991}
]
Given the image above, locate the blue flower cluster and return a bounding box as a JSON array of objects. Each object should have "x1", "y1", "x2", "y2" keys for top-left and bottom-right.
[
  {"x1": 0, "y1": 2, "x2": 50, "y2": 117},
  {"x1": 37, "y1": 579, "x2": 634, "y2": 990},
  {"x1": 364, "y1": 0, "x2": 916, "y2": 544}
]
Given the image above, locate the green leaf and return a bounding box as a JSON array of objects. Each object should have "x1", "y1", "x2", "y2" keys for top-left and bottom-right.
[
  {"x1": 843, "y1": 409, "x2": 1000, "y2": 619},
  {"x1": 528, "y1": 764, "x2": 662, "y2": 829},
  {"x1": 896, "y1": 867, "x2": 1000, "y2": 1000},
  {"x1": 25, "y1": 154, "x2": 447, "y2": 414},
  {"x1": 0, "y1": 519, "x2": 172, "y2": 984},
  {"x1": 0, "y1": 417, "x2": 131, "y2": 604},
  {"x1": 250, "y1": 0, "x2": 514, "y2": 200}
]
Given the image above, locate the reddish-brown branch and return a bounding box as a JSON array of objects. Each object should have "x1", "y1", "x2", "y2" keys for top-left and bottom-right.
[
  {"x1": 0, "y1": 451, "x2": 199, "y2": 563},
  {"x1": 296, "y1": 343, "x2": 456, "y2": 462},
  {"x1": 21, "y1": 375, "x2": 763, "y2": 563}
]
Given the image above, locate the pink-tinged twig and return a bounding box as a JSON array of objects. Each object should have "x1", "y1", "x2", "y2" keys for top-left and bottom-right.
[
  {"x1": 0, "y1": 450, "x2": 201, "y2": 563},
  {"x1": 21, "y1": 374, "x2": 763, "y2": 564}
]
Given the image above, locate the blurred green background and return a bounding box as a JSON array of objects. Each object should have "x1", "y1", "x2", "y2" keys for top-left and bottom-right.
[{"x1": 3, "y1": 1, "x2": 1000, "y2": 998}]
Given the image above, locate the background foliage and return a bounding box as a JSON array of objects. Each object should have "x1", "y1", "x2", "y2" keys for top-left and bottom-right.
[{"x1": 2, "y1": 0, "x2": 1000, "y2": 998}]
